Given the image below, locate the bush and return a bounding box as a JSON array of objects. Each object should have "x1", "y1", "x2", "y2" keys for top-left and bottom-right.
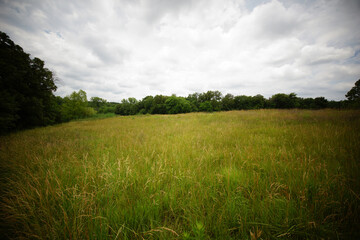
[
  {"x1": 199, "y1": 101, "x2": 213, "y2": 112},
  {"x1": 165, "y1": 96, "x2": 191, "y2": 114}
]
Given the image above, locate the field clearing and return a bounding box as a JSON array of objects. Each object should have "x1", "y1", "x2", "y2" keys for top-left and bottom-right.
[{"x1": 1, "y1": 109, "x2": 360, "y2": 239}]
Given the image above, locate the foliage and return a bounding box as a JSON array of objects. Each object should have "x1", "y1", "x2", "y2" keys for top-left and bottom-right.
[
  {"x1": 186, "y1": 93, "x2": 200, "y2": 112},
  {"x1": 252, "y1": 94, "x2": 266, "y2": 109},
  {"x1": 199, "y1": 90, "x2": 222, "y2": 111},
  {"x1": 234, "y1": 95, "x2": 253, "y2": 110},
  {"x1": 269, "y1": 93, "x2": 298, "y2": 109},
  {"x1": 114, "y1": 82, "x2": 360, "y2": 116},
  {"x1": 115, "y1": 98, "x2": 139, "y2": 115},
  {"x1": 199, "y1": 101, "x2": 213, "y2": 112},
  {"x1": 346, "y1": 79, "x2": 360, "y2": 108},
  {"x1": 89, "y1": 97, "x2": 107, "y2": 111},
  {"x1": 221, "y1": 93, "x2": 235, "y2": 111},
  {"x1": 139, "y1": 96, "x2": 154, "y2": 114},
  {"x1": 60, "y1": 90, "x2": 95, "y2": 121},
  {"x1": 346, "y1": 79, "x2": 360, "y2": 101},
  {"x1": 0, "y1": 31, "x2": 58, "y2": 133},
  {"x1": 298, "y1": 97, "x2": 329, "y2": 109},
  {"x1": 152, "y1": 95, "x2": 168, "y2": 114},
  {"x1": 165, "y1": 96, "x2": 191, "y2": 114}
]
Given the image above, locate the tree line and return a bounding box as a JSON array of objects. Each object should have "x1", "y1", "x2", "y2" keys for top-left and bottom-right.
[
  {"x1": 113, "y1": 91, "x2": 353, "y2": 116},
  {"x1": 1, "y1": 31, "x2": 359, "y2": 134}
]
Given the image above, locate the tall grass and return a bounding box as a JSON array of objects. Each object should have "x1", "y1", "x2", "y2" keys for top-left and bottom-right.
[{"x1": 1, "y1": 109, "x2": 359, "y2": 239}]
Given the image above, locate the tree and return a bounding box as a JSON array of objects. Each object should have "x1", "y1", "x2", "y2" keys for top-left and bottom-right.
[
  {"x1": 186, "y1": 93, "x2": 200, "y2": 112},
  {"x1": 61, "y1": 90, "x2": 95, "y2": 121},
  {"x1": 138, "y1": 96, "x2": 154, "y2": 114},
  {"x1": 165, "y1": 96, "x2": 191, "y2": 114},
  {"x1": 252, "y1": 94, "x2": 266, "y2": 109},
  {"x1": 199, "y1": 90, "x2": 222, "y2": 111},
  {"x1": 346, "y1": 79, "x2": 360, "y2": 101},
  {"x1": 221, "y1": 94, "x2": 235, "y2": 111},
  {"x1": 298, "y1": 97, "x2": 314, "y2": 109},
  {"x1": 313, "y1": 97, "x2": 328, "y2": 109},
  {"x1": 151, "y1": 95, "x2": 168, "y2": 114},
  {"x1": 89, "y1": 97, "x2": 107, "y2": 111},
  {"x1": 269, "y1": 93, "x2": 298, "y2": 109},
  {"x1": 0, "y1": 31, "x2": 58, "y2": 133},
  {"x1": 234, "y1": 95, "x2": 252, "y2": 110},
  {"x1": 115, "y1": 98, "x2": 139, "y2": 115},
  {"x1": 199, "y1": 101, "x2": 213, "y2": 112}
]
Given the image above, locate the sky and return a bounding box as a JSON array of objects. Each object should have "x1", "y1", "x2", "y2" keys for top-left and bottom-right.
[{"x1": 1, "y1": 0, "x2": 360, "y2": 102}]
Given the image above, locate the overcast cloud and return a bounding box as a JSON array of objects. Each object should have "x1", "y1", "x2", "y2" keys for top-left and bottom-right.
[{"x1": 1, "y1": 0, "x2": 359, "y2": 101}]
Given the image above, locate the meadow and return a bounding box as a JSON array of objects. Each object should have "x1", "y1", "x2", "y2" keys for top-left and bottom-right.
[{"x1": 1, "y1": 109, "x2": 359, "y2": 239}]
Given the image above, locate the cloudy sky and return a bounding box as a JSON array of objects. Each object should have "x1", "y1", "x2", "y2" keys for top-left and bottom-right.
[{"x1": 1, "y1": 0, "x2": 359, "y2": 101}]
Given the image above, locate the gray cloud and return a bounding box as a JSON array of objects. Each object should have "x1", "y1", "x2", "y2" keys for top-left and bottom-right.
[{"x1": 1, "y1": 0, "x2": 359, "y2": 101}]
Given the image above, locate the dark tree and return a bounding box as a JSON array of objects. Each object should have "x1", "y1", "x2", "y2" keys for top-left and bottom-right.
[
  {"x1": 221, "y1": 93, "x2": 235, "y2": 110},
  {"x1": 313, "y1": 97, "x2": 328, "y2": 109},
  {"x1": 165, "y1": 96, "x2": 191, "y2": 114},
  {"x1": 252, "y1": 94, "x2": 266, "y2": 109},
  {"x1": 199, "y1": 101, "x2": 213, "y2": 112},
  {"x1": 298, "y1": 98, "x2": 314, "y2": 109},
  {"x1": 186, "y1": 92, "x2": 200, "y2": 112},
  {"x1": 269, "y1": 93, "x2": 298, "y2": 109},
  {"x1": 139, "y1": 96, "x2": 154, "y2": 114},
  {"x1": 151, "y1": 95, "x2": 168, "y2": 114},
  {"x1": 234, "y1": 95, "x2": 252, "y2": 110},
  {"x1": 89, "y1": 97, "x2": 107, "y2": 111},
  {"x1": 346, "y1": 79, "x2": 360, "y2": 101},
  {"x1": 0, "y1": 31, "x2": 58, "y2": 133},
  {"x1": 199, "y1": 91, "x2": 222, "y2": 111},
  {"x1": 115, "y1": 98, "x2": 139, "y2": 115}
]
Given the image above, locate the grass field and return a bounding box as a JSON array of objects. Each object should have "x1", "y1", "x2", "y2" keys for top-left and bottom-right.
[{"x1": 1, "y1": 109, "x2": 360, "y2": 239}]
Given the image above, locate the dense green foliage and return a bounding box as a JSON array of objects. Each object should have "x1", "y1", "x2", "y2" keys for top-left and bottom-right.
[
  {"x1": 60, "y1": 90, "x2": 96, "y2": 121},
  {"x1": 165, "y1": 96, "x2": 191, "y2": 114},
  {"x1": 1, "y1": 110, "x2": 359, "y2": 239},
  {"x1": 114, "y1": 91, "x2": 351, "y2": 116},
  {"x1": 346, "y1": 79, "x2": 360, "y2": 108},
  {"x1": 0, "y1": 31, "x2": 58, "y2": 133}
]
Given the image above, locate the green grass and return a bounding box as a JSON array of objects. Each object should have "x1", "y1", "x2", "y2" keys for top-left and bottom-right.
[
  {"x1": 80, "y1": 112, "x2": 117, "y2": 120},
  {"x1": 1, "y1": 109, "x2": 360, "y2": 239}
]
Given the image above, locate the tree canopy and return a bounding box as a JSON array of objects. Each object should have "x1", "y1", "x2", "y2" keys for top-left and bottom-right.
[
  {"x1": 0, "y1": 31, "x2": 58, "y2": 133},
  {"x1": 346, "y1": 79, "x2": 360, "y2": 102}
]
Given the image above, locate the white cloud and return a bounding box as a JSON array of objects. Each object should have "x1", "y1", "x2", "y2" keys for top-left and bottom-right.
[
  {"x1": 299, "y1": 45, "x2": 353, "y2": 65},
  {"x1": 0, "y1": 0, "x2": 359, "y2": 101}
]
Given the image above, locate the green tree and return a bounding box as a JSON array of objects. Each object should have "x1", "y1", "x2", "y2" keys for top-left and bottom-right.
[
  {"x1": 199, "y1": 91, "x2": 222, "y2": 111},
  {"x1": 0, "y1": 31, "x2": 58, "y2": 133},
  {"x1": 89, "y1": 97, "x2": 107, "y2": 111},
  {"x1": 61, "y1": 90, "x2": 95, "y2": 121},
  {"x1": 221, "y1": 93, "x2": 235, "y2": 110},
  {"x1": 151, "y1": 95, "x2": 168, "y2": 114},
  {"x1": 165, "y1": 96, "x2": 191, "y2": 114},
  {"x1": 252, "y1": 94, "x2": 266, "y2": 109},
  {"x1": 346, "y1": 79, "x2": 360, "y2": 101},
  {"x1": 199, "y1": 101, "x2": 213, "y2": 112},
  {"x1": 234, "y1": 95, "x2": 252, "y2": 110},
  {"x1": 269, "y1": 93, "x2": 298, "y2": 109},
  {"x1": 139, "y1": 96, "x2": 154, "y2": 114},
  {"x1": 186, "y1": 93, "x2": 200, "y2": 112},
  {"x1": 313, "y1": 97, "x2": 328, "y2": 109},
  {"x1": 115, "y1": 98, "x2": 139, "y2": 115},
  {"x1": 298, "y1": 97, "x2": 314, "y2": 109}
]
